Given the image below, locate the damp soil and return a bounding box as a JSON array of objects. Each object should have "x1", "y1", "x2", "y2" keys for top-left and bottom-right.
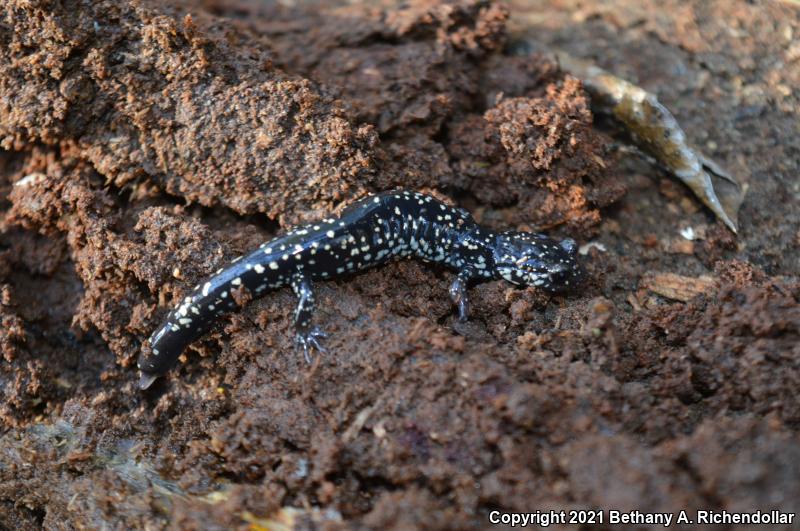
[{"x1": 0, "y1": 1, "x2": 798, "y2": 529}]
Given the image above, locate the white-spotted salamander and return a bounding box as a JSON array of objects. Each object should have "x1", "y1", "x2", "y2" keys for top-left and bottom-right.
[{"x1": 137, "y1": 190, "x2": 582, "y2": 389}]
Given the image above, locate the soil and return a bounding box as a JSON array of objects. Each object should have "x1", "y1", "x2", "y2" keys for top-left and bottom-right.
[{"x1": 0, "y1": 0, "x2": 798, "y2": 529}]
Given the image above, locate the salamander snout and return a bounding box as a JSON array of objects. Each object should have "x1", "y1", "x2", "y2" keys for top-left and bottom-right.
[{"x1": 493, "y1": 231, "x2": 583, "y2": 292}]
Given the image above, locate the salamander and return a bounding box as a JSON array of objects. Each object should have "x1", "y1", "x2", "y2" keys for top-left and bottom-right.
[{"x1": 137, "y1": 190, "x2": 582, "y2": 389}]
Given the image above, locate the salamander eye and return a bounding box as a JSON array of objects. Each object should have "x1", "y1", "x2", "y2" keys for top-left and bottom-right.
[{"x1": 560, "y1": 238, "x2": 578, "y2": 255}]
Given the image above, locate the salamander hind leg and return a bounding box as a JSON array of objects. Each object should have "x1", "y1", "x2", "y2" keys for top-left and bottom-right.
[{"x1": 290, "y1": 274, "x2": 327, "y2": 363}]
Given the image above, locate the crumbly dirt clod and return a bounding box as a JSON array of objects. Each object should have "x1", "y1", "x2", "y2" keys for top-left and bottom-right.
[
  {"x1": 0, "y1": 0, "x2": 378, "y2": 225},
  {"x1": 1, "y1": 0, "x2": 799, "y2": 529}
]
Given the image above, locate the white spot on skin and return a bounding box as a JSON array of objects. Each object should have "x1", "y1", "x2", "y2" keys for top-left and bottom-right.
[
  {"x1": 232, "y1": 277, "x2": 242, "y2": 286},
  {"x1": 202, "y1": 282, "x2": 211, "y2": 296},
  {"x1": 327, "y1": 230, "x2": 335, "y2": 238}
]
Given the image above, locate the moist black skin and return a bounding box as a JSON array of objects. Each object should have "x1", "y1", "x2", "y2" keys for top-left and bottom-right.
[{"x1": 137, "y1": 190, "x2": 582, "y2": 389}]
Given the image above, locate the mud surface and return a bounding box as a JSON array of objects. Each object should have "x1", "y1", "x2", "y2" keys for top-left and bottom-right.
[{"x1": 0, "y1": 1, "x2": 798, "y2": 529}]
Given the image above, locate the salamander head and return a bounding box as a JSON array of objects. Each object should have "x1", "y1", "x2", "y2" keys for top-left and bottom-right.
[{"x1": 492, "y1": 231, "x2": 582, "y2": 292}]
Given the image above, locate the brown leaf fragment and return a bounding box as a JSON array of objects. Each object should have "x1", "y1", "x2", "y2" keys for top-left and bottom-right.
[
  {"x1": 553, "y1": 52, "x2": 745, "y2": 233},
  {"x1": 643, "y1": 272, "x2": 717, "y2": 302},
  {"x1": 667, "y1": 238, "x2": 695, "y2": 255}
]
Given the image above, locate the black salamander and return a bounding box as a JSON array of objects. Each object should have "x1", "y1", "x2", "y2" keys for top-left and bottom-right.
[{"x1": 137, "y1": 190, "x2": 582, "y2": 389}]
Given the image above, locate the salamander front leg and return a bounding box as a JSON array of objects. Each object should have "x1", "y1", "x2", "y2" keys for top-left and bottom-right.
[
  {"x1": 291, "y1": 274, "x2": 327, "y2": 363},
  {"x1": 449, "y1": 268, "x2": 476, "y2": 322}
]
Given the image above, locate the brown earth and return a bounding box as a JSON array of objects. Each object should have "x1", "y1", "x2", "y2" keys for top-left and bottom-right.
[{"x1": 0, "y1": 0, "x2": 798, "y2": 529}]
